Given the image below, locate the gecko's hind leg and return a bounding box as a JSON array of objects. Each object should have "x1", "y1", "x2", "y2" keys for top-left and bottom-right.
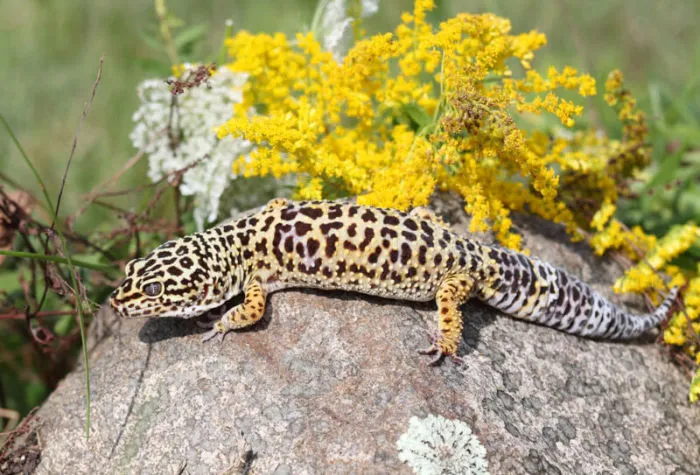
[{"x1": 418, "y1": 274, "x2": 473, "y2": 365}]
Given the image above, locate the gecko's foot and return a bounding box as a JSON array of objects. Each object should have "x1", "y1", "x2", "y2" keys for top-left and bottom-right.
[
  {"x1": 200, "y1": 319, "x2": 229, "y2": 343},
  {"x1": 418, "y1": 346, "x2": 444, "y2": 366},
  {"x1": 418, "y1": 330, "x2": 442, "y2": 365},
  {"x1": 417, "y1": 340, "x2": 444, "y2": 366},
  {"x1": 417, "y1": 330, "x2": 439, "y2": 356},
  {"x1": 197, "y1": 312, "x2": 228, "y2": 341},
  {"x1": 418, "y1": 347, "x2": 464, "y2": 366},
  {"x1": 201, "y1": 328, "x2": 226, "y2": 343},
  {"x1": 417, "y1": 331, "x2": 463, "y2": 366}
]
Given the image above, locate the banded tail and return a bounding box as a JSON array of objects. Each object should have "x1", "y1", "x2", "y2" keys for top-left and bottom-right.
[{"x1": 473, "y1": 245, "x2": 678, "y2": 339}]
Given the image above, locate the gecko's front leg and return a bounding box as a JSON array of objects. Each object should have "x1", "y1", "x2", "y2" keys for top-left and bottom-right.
[{"x1": 201, "y1": 278, "x2": 268, "y2": 342}]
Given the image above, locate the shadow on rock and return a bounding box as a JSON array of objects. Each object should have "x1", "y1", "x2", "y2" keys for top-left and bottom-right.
[
  {"x1": 460, "y1": 300, "x2": 497, "y2": 355},
  {"x1": 138, "y1": 317, "x2": 203, "y2": 343}
]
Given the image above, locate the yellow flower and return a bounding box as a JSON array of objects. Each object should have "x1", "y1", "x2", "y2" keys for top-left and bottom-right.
[
  {"x1": 646, "y1": 223, "x2": 699, "y2": 270},
  {"x1": 604, "y1": 70, "x2": 623, "y2": 105},
  {"x1": 590, "y1": 201, "x2": 616, "y2": 231},
  {"x1": 664, "y1": 324, "x2": 686, "y2": 347},
  {"x1": 690, "y1": 369, "x2": 700, "y2": 403},
  {"x1": 296, "y1": 177, "x2": 324, "y2": 200}
]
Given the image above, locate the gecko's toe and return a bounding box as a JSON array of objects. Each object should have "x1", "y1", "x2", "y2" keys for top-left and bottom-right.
[
  {"x1": 417, "y1": 343, "x2": 444, "y2": 366},
  {"x1": 201, "y1": 328, "x2": 225, "y2": 343},
  {"x1": 417, "y1": 329, "x2": 440, "y2": 353},
  {"x1": 418, "y1": 329, "x2": 439, "y2": 359},
  {"x1": 425, "y1": 351, "x2": 444, "y2": 366},
  {"x1": 418, "y1": 331, "x2": 463, "y2": 366},
  {"x1": 419, "y1": 348, "x2": 462, "y2": 366},
  {"x1": 417, "y1": 344, "x2": 437, "y2": 355}
]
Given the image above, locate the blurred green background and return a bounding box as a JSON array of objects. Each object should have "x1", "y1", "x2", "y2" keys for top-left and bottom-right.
[
  {"x1": 0, "y1": 0, "x2": 698, "y2": 418},
  {"x1": 1, "y1": 0, "x2": 699, "y2": 236}
]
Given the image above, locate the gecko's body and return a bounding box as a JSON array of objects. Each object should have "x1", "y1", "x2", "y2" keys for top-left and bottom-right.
[{"x1": 109, "y1": 199, "x2": 677, "y2": 362}]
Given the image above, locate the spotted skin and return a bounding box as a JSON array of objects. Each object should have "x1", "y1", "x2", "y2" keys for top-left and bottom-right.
[{"x1": 109, "y1": 199, "x2": 678, "y2": 363}]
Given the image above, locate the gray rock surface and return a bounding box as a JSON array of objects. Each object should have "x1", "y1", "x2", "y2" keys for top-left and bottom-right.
[{"x1": 32, "y1": 203, "x2": 700, "y2": 474}]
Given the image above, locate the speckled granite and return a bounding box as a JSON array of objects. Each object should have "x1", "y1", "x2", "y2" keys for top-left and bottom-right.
[{"x1": 32, "y1": 203, "x2": 700, "y2": 474}]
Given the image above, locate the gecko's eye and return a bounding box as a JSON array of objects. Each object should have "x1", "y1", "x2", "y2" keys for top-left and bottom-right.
[{"x1": 142, "y1": 282, "x2": 163, "y2": 297}]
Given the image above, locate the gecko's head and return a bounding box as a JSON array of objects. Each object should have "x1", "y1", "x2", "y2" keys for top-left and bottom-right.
[{"x1": 109, "y1": 236, "x2": 231, "y2": 319}]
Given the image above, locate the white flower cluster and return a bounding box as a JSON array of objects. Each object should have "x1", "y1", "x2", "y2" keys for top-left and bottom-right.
[
  {"x1": 397, "y1": 414, "x2": 490, "y2": 475},
  {"x1": 129, "y1": 66, "x2": 250, "y2": 230},
  {"x1": 313, "y1": 0, "x2": 379, "y2": 62}
]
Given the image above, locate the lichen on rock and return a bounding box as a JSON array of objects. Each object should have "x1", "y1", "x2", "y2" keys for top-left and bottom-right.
[{"x1": 397, "y1": 414, "x2": 489, "y2": 475}]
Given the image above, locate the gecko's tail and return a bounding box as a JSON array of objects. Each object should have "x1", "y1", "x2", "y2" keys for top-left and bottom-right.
[
  {"x1": 473, "y1": 244, "x2": 679, "y2": 339},
  {"x1": 593, "y1": 286, "x2": 679, "y2": 339}
]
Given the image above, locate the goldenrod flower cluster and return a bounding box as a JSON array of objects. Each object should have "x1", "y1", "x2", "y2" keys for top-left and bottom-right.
[
  {"x1": 213, "y1": 0, "x2": 699, "y2": 399},
  {"x1": 216, "y1": 0, "x2": 599, "y2": 250}
]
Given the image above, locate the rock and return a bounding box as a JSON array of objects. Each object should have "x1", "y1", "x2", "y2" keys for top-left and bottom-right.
[{"x1": 32, "y1": 204, "x2": 700, "y2": 474}]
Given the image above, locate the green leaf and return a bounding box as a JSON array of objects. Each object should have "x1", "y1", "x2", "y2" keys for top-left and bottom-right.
[
  {"x1": 0, "y1": 270, "x2": 23, "y2": 297},
  {"x1": 71, "y1": 253, "x2": 107, "y2": 268},
  {"x1": 402, "y1": 103, "x2": 433, "y2": 131},
  {"x1": 24, "y1": 381, "x2": 49, "y2": 408},
  {"x1": 659, "y1": 83, "x2": 700, "y2": 128},
  {"x1": 165, "y1": 12, "x2": 184, "y2": 30},
  {"x1": 647, "y1": 149, "x2": 684, "y2": 188},
  {"x1": 140, "y1": 32, "x2": 167, "y2": 53},
  {"x1": 173, "y1": 24, "x2": 208, "y2": 51},
  {"x1": 54, "y1": 314, "x2": 75, "y2": 336},
  {"x1": 678, "y1": 185, "x2": 700, "y2": 220}
]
